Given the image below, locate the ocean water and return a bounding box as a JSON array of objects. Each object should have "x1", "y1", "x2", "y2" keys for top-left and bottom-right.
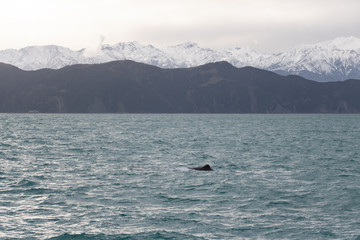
[{"x1": 0, "y1": 114, "x2": 359, "y2": 240}]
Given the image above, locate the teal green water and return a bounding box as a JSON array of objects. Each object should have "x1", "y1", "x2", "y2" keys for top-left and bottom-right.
[{"x1": 0, "y1": 114, "x2": 359, "y2": 239}]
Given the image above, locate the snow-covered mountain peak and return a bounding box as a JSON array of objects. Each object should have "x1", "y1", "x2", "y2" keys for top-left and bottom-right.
[
  {"x1": 103, "y1": 41, "x2": 143, "y2": 51},
  {"x1": 324, "y1": 36, "x2": 360, "y2": 50},
  {"x1": 168, "y1": 41, "x2": 199, "y2": 50},
  {"x1": 0, "y1": 45, "x2": 87, "y2": 70},
  {"x1": 1, "y1": 37, "x2": 360, "y2": 81},
  {"x1": 295, "y1": 36, "x2": 360, "y2": 51}
]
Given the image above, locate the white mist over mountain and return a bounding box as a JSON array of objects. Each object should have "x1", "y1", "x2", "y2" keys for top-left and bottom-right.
[
  {"x1": 1, "y1": 36, "x2": 360, "y2": 82},
  {"x1": 82, "y1": 35, "x2": 107, "y2": 58}
]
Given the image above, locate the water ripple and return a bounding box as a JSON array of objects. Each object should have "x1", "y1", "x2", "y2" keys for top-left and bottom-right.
[{"x1": 0, "y1": 114, "x2": 359, "y2": 239}]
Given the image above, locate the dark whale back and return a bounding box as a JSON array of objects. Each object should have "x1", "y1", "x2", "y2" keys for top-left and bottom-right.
[{"x1": 189, "y1": 164, "x2": 213, "y2": 171}]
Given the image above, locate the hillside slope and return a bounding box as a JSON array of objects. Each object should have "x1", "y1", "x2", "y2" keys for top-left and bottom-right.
[{"x1": 0, "y1": 61, "x2": 359, "y2": 113}]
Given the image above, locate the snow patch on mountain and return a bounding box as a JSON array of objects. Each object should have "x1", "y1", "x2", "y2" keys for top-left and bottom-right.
[
  {"x1": 0, "y1": 45, "x2": 89, "y2": 70},
  {"x1": 1, "y1": 36, "x2": 360, "y2": 81},
  {"x1": 266, "y1": 37, "x2": 360, "y2": 81}
]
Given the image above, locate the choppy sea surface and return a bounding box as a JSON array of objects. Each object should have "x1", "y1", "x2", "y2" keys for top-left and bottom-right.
[{"x1": 0, "y1": 114, "x2": 359, "y2": 240}]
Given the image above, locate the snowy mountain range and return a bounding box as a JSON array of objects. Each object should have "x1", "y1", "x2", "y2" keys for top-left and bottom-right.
[{"x1": 1, "y1": 36, "x2": 360, "y2": 82}]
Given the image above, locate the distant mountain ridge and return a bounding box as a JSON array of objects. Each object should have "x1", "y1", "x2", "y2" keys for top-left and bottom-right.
[
  {"x1": 1, "y1": 36, "x2": 360, "y2": 82},
  {"x1": 0, "y1": 60, "x2": 359, "y2": 113}
]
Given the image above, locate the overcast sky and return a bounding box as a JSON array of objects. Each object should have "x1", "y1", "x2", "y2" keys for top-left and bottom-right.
[{"x1": 1, "y1": 0, "x2": 360, "y2": 53}]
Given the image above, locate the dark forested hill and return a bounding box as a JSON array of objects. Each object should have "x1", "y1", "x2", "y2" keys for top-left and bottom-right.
[{"x1": 0, "y1": 60, "x2": 359, "y2": 113}]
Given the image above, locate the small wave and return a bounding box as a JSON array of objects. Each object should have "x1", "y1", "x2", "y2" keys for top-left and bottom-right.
[
  {"x1": 47, "y1": 231, "x2": 205, "y2": 240},
  {"x1": 16, "y1": 179, "x2": 38, "y2": 187},
  {"x1": 25, "y1": 187, "x2": 55, "y2": 195},
  {"x1": 156, "y1": 192, "x2": 202, "y2": 203},
  {"x1": 175, "y1": 167, "x2": 191, "y2": 172},
  {"x1": 153, "y1": 166, "x2": 190, "y2": 172}
]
